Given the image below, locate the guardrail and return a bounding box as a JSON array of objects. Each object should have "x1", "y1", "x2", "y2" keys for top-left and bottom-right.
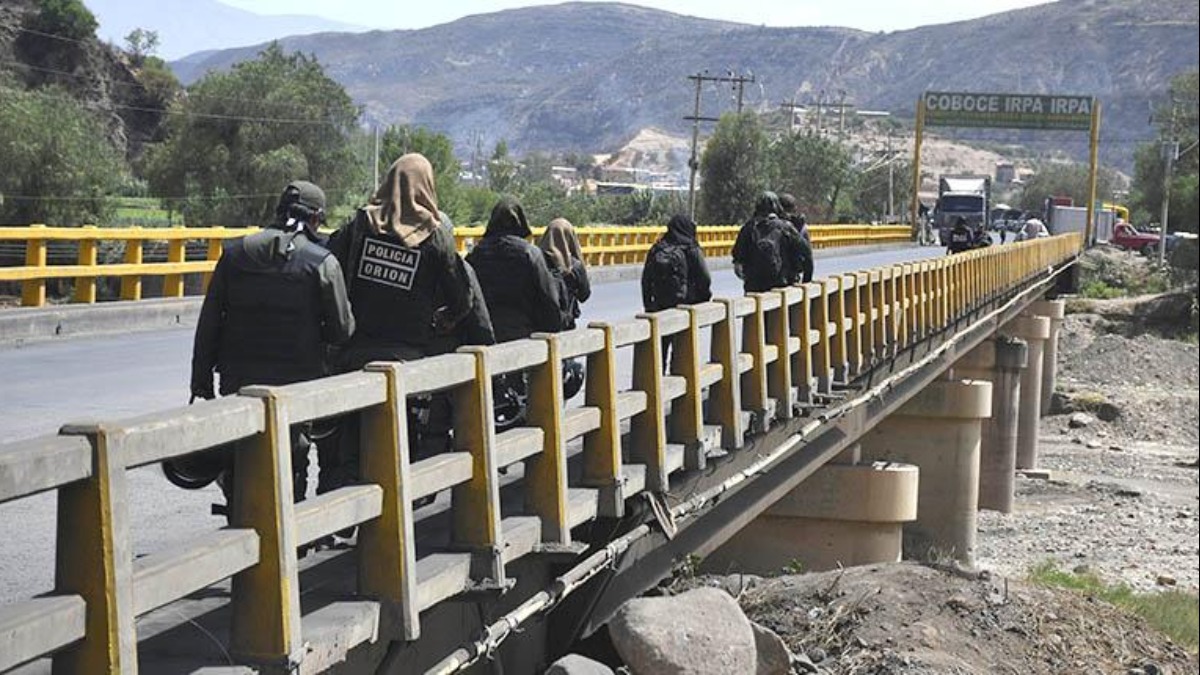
[
  {"x1": 0, "y1": 234, "x2": 1079, "y2": 674},
  {"x1": 0, "y1": 224, "x2": 912, "y2": 307}
]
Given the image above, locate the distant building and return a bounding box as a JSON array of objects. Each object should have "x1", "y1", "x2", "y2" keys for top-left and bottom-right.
[{"x1": 995, "y1": 163, "x2": 1017, "y2": 184}]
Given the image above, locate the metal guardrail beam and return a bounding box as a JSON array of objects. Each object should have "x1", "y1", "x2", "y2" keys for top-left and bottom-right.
[
  {"x1": 0, "y1": 235, "x2": 1081, "y2": 673},
  {"x1": 0, "y1": 224, "x2": 913, "y2": 307}
]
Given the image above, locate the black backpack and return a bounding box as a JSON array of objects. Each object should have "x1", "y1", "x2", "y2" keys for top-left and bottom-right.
[
  {"x1": 648, "y1": 243, "x2": 688, "y2": 310},
  {"x1": 747, "y1": 219, "x2": 786, "y2": 287}
]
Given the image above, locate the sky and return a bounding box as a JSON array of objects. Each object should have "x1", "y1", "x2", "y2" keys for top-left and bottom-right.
[{"x1": 218, "y1": 0, "x2": 1053, "y2": 33}]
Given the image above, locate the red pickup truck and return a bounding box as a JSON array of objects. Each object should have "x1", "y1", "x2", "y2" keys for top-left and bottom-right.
[{"x1": 1110, "y1": 222, "x2": 1161, "y2": 254}]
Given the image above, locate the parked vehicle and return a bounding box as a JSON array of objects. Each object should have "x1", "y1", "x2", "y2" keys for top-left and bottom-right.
[{"x1": 1111, "y1": 221, "x2": 1163, "y2": 255}]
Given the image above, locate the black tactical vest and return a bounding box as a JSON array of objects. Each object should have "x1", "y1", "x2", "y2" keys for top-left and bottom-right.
[
  {"x1": 347, "y1": 230, "x2": 440, "y2": 350},
  {"x1": 217, "y1": 233, "x2": 328, "y2": 393}
]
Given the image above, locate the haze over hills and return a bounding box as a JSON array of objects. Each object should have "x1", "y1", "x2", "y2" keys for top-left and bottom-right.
[
  {"x1": 169, "y1": 0, "x2": 1197, "y2": 166},
  {"x1": 84, "y1": 0, "x2": 364, "y2": 60}
]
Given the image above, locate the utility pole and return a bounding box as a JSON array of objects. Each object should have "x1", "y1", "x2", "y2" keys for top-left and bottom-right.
[
  {"x1": 1157, "y1": 92, "x2": 1179, "y2": 266},
  {"x1": 780, "y1": 99, "x2": 805, "y2": 133},
  {"x1": 685, "y1": 71, "x2": 755, "y2": 220},
  {"x1": 372, "y1": 125, "x2": 381, "y2": 188},
  {"x1": 837, "y1": 89, "x2": 848, "y2": 143},
  {"x1": 886, "y1": 131, "x2": 895, "y2": 221},
  {"x1": 814, "y1": 90, "x2": 824, "y2": 137}
]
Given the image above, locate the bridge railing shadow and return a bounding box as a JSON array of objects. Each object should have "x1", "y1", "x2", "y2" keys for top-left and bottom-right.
[{"x1": 0, "y1": 233, "x2": 1081, "y2": 674}]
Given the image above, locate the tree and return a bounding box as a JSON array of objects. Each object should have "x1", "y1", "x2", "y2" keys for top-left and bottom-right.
[
  {"x1": 0, "y1": 87, "x2": 123, "y2": 225},
  {"x1": 488, "y1": 140, "x2": 517, "y2": 194},
  {"x1": 699, "y1": 112, "x2": 771, "y2": 225},
  {"x1": 1015, "y1": 161, "x2": 1119, "y2": 215},
  {"x1": 143, "y1": 43, "x2": 360, "y2": 226},
  {"x1": 770, "y1": 132, "x2": 855, "y2": 222},
  {"x1": 26, "y1": 0, "x2": 97, "y2": 42},
  {"x1": 851, "y1": 155, "x2": 912, "y2": 223},
  {"x1": 1129, "y1": 70, "x2": 1199, "y2": 233},
  {"x1": 123, "y1": 28, "x2": 160, "y2": 66}
]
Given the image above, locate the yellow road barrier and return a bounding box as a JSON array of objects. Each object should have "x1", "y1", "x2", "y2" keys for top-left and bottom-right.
[{"x1": 0, "y1": 224, "x2": 912, "y2": 308}]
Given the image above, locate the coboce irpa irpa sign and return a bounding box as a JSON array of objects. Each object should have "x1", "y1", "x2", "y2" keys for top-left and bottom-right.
[{"x1": 922, "y1": 91, "x2": 1094, "y2": 131}]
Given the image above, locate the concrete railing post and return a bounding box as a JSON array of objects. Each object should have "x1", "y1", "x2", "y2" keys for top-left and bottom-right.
[
  {"x1": 860, "y1": 379, "x2": 992, "y2": 566},
  {"x1": 1004, "y1": 315, "x2": 1051, "y2": 471},
  {"x1": 953, "y1": 337, "x2": 1028, "y2": 513},
  {"x1": 1031, "y1": 300, "x2": 1066, "y2": 416}
]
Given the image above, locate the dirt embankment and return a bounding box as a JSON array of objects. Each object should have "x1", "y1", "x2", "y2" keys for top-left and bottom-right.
[
  {"x1": 708, "y1": 249, "x2": 1198, "y2": 673},
  {"x1": 711, "y1": 563, "x2": 1197, "y2": 675}
]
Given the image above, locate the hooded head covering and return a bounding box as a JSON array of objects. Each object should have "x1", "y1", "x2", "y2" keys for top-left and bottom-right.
[
  {"x1": 485, "y1": 196, "x2": 531, "y2": 238},
  {"x1": 665, "y1": 213, "x2": 697, "y2": 246},
  {"x1": 538, "y1": 217, "x2": 583, "y2": 271},
  {"x1": 753, "y1": 191, "x2": 783, "y2": 220},
  {"x1": 778, "y1": 192, "x2": 797, "y2": 215},
  {"x1": 364, "y1": 153, "x2": 441, "y2": 246}
]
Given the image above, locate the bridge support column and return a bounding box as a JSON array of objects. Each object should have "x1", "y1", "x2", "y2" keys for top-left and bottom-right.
[
  {"x1": 953, "y1": 337, "x2": 1028, "y2": 513},
  {"x1": 860, "y1": 379, "x2": 992, "y2": 566},
  {"x1": 1004, "y1": 315, "x2": 1050, "y2": 470},
  {"x1": 1031, "y1": 300, "x2": 1065, "y2": 416},
  {"x1": 702, "y1": 446, "x2": 919, "y2": 574}
]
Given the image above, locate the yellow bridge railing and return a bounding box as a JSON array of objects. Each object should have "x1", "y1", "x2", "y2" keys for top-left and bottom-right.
[
  {"x1": 0, "y1": 234, "x2": 1080, "y2": 673},
  {"x1": 0, "y1": 224, "x2": 912, "y2": 307}
]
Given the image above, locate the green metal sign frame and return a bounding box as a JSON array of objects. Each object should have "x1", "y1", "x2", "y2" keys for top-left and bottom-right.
[{"x1": 911, "y1": 91, "x2": 1102, "y2": 245}]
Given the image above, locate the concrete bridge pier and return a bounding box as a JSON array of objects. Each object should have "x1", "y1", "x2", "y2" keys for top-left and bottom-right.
[
  {"x1": 1005, "y1": 315, "x2": 1051, "y2": 470},
  {"x1": 860, "y1": 379, "x2": 992, "y2": 566},
  {"x1": 953, "y1": 337, "x2": 1028, "y2": 513},
  {"x1": 1032, "y1": 300, "x2": 1066, "y2": 416},
  {"x1": 701, "y1": 445, "x2": 919, "y2": 574}
]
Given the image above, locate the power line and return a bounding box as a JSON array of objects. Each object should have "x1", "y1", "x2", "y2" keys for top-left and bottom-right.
[{"x1": 0, "y1": 79, "x2": 351, "y2": 127}]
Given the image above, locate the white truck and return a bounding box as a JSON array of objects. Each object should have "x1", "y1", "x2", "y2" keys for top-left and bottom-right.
[{"x1": 934, "y1": 175, "x2": 991, "y2": 244}]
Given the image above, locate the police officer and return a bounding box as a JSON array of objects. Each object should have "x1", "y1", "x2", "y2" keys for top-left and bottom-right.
[
  {"x1": 946, "y1": 216, "x2": 975, "y2": 254},
  {"x1": 190, "y1": 180, "x2": 355, "y2": 506},
  {"x1": 733, "y1": 191, "x2": 809, "y2": 292},
  {"x1": 329, "y1": 153, "x2": 479, "y2": 469}
]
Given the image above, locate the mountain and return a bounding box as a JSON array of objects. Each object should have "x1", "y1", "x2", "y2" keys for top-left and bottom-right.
[
  {"x1": 84, "y1": 0, "x2": 365, "y2": 60},
  {"x1": 169, "y1": 0, "x2": 1198, "y2": 166}
]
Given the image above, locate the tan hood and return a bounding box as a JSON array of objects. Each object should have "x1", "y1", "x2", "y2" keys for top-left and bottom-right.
[{"x1": 364, "y1": 153, "x2": 441, "y2": 247}]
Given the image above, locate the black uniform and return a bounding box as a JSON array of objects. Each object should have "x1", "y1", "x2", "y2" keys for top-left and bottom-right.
[
  {"x1": 641, "y1": 214, "x2": 712, "y2": 312},
  {"x1": 733, "y1": 192, "x2": 809, "y2": 293},
  {"x1": 467, "y1": 197, "x2": 563, "y2": 343},
  {"x1": 192, "y1": 228, "x2": 353, "y2": 396},
  {"x1": 191, "y1": 223, "x2": 355, "y2": 507},
  {"x1": 945, "y1": 220, "x2": 975, "y2": 254},
  {"x1": 330, "y1": 210, "x2": 473, "y2": 366}
]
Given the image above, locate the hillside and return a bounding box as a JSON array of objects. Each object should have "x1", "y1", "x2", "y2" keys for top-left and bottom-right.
[
  {"x1": 168, "y1": 0, "x2": 1197, "y2": 164},
  {"x1": 0, "y1": 0, "x2": 165, "y2": 159},
  {"x1": 83, "y1": 0, "x2": 365, "y2": 60}
]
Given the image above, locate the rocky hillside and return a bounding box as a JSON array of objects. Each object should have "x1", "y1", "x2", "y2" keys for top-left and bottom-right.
[
  {"x1": 0, "y1": 0, "x2": 166, "y2": 160},
  {"x1": 171, "y1": 0, "x2": 1198, "y2": 162}
]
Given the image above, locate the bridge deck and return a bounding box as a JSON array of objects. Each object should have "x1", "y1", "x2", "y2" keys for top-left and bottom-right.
[{"x1": 0, "y1": 237, "x2": 1081, "y2": 674}]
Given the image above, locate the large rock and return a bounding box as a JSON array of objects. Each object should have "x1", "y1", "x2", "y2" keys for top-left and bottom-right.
[
  {"x1": 545, "y1": 653, "x2": 615, "y2": 675},
  {"x1": 750, "y1": 621, "x2": 792, "y2": 675},
  {"x1": 609, "y1": 587, "x2": 756, "y2": 674}
]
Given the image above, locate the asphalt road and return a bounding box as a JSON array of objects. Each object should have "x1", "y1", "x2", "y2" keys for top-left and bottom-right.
[{"x1": 0, "y1": 244, "x2": 946, "y2": 603}]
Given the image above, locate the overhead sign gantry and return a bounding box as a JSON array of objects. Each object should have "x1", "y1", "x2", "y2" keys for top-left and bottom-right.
[{"x1": 911, "y1": 91, "x2": 1102, "y2": 243}]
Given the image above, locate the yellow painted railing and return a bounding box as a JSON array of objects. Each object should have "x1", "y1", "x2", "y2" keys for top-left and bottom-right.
[
  {"x1": 0, "y1": 224, "x2": 912, "y2": 307},
  {"x1": 0, "y1": 234, "x2": 1080, "y2": 673}
]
